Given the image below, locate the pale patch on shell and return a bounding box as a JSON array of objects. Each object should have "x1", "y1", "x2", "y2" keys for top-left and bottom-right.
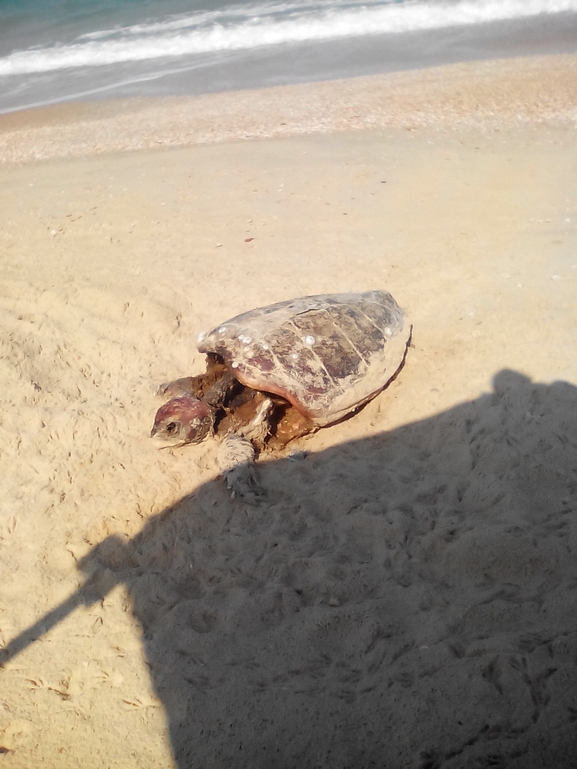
[
  {"x1": 231, "y1": 361, "x2": 239, "y2": 369},
  {"x1": 197, "y1": 331, "x2": 207, "y2": 344},
  {"x1": 303, "y1": 335, "x2": 315, "y2": 345},
  {"x1": 218, "y1": 326, "x2": 227, "y2": 334},
  {"x1": 384, "y1": 327, "x2": 393, "y2": 336}
]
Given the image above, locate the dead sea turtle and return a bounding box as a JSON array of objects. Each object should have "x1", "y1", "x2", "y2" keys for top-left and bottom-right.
[{"x1": 152, "y1": 290, "x2": 411, "y2": 499}]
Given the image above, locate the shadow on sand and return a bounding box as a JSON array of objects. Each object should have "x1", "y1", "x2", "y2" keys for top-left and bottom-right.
[{"x1": 3, "y1": 370, "x2": 577, "y2": 768}]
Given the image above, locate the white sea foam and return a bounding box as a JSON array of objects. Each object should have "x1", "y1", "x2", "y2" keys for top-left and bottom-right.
[{"x1": 0, "y1": 0, "x2": 576, "y2": 76}]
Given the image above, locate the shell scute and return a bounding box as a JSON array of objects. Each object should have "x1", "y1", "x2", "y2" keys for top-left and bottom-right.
[
  {"x1": 324, "y1": 306, "x2": 384, "y2": 357},
  {"x1": 359, "y1": 294, "x2": 404, "y2": 331},
  {"x1": 244, "y1": 352, "x2": 275, "y2": 373},
  {"x1": 265, "y1": 325, "x2": 332, "y2": 394},
  {"x1": 289, "y1": 309, "x2": 364, "y2": 382}
]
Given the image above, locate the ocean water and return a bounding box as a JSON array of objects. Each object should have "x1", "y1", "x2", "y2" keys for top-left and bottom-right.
[{"x1": 0, "y1": 0, "x2": 576, "y2": 113}]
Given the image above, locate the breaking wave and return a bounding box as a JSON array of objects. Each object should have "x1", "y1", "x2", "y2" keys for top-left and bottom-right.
[{"x1": 1, "y1": 0, "x2": 576, "y2": 76}]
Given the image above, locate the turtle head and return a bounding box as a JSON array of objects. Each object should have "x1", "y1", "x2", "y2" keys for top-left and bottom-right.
[{"x1": 151, "y1": 395, "x2": 214, "y2": 446}]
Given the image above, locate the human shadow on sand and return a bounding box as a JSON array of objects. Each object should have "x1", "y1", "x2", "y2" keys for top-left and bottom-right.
[{"x1": 3, "y1": 369, "x2": 577, "y2": 769}]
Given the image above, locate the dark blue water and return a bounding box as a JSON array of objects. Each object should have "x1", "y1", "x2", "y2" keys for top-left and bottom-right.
[{"x1": 1, "y1": 0, "x2": 576, "y2": 113}]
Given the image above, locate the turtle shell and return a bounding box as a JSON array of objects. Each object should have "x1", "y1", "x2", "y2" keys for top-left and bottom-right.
[{"x1": 197, "y1": 290, "x2": 410, "y2": 426}]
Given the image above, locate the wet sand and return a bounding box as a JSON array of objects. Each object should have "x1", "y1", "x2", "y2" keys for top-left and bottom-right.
[
  {"x1": 1, "y1": 53, "x2": 576, "y2": 164},
  {"x1": 0, "y1": 53, "x2": 576, "y2": 768}
]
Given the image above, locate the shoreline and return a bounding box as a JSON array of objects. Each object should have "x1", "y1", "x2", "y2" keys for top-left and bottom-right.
[
  {"x1": 0, "y1": 52, "x2": 576, "y2": 165},
  {"x1": 2, "y1": 8, "x2": 577, "y2": 117}
]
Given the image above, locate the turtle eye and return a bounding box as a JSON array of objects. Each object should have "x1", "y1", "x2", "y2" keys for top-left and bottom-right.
[{"x1": 165, "y1": 421, "x2": 177, "y2": 434}]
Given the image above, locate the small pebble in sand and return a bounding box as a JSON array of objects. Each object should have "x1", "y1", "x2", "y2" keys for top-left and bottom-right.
[
  {"x1": 328, "y1": 596, "x2": 340, "y2": 607},
  {"x1": 288, "y1": 450, "x2": 308, "y2": 461}
]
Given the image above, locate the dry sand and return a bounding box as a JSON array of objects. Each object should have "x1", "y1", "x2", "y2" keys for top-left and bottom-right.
[{"x1": 0, "y1": 54, "x2": 577, "y2": 768}]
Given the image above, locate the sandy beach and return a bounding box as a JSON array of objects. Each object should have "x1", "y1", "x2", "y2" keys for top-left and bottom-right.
[{"x1": 1, "y1": 53, "x2": 577, "y2": 768}]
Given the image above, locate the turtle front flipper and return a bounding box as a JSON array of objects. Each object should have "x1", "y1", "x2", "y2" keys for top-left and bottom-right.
[
  {"x1": 157, "y1": 354, "x2": 231, "y2": 401},
  {"x1": 156, "y1": 376, "x2": 197, "y2": 399},
  {"x1": 217, "y1": 434, "x2": 264, "y2": 503},
  {"x1": 204, "y1": 370, "x2": 239, "y2": 409},
  {"x1": 216, "y1": 398, "x2": 273, "y2": 502}
]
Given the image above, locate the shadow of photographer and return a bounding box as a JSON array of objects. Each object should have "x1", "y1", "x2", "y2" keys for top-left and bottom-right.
[{"x1": 3, "y1": 370, "x2": 577, "y2": 768}]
